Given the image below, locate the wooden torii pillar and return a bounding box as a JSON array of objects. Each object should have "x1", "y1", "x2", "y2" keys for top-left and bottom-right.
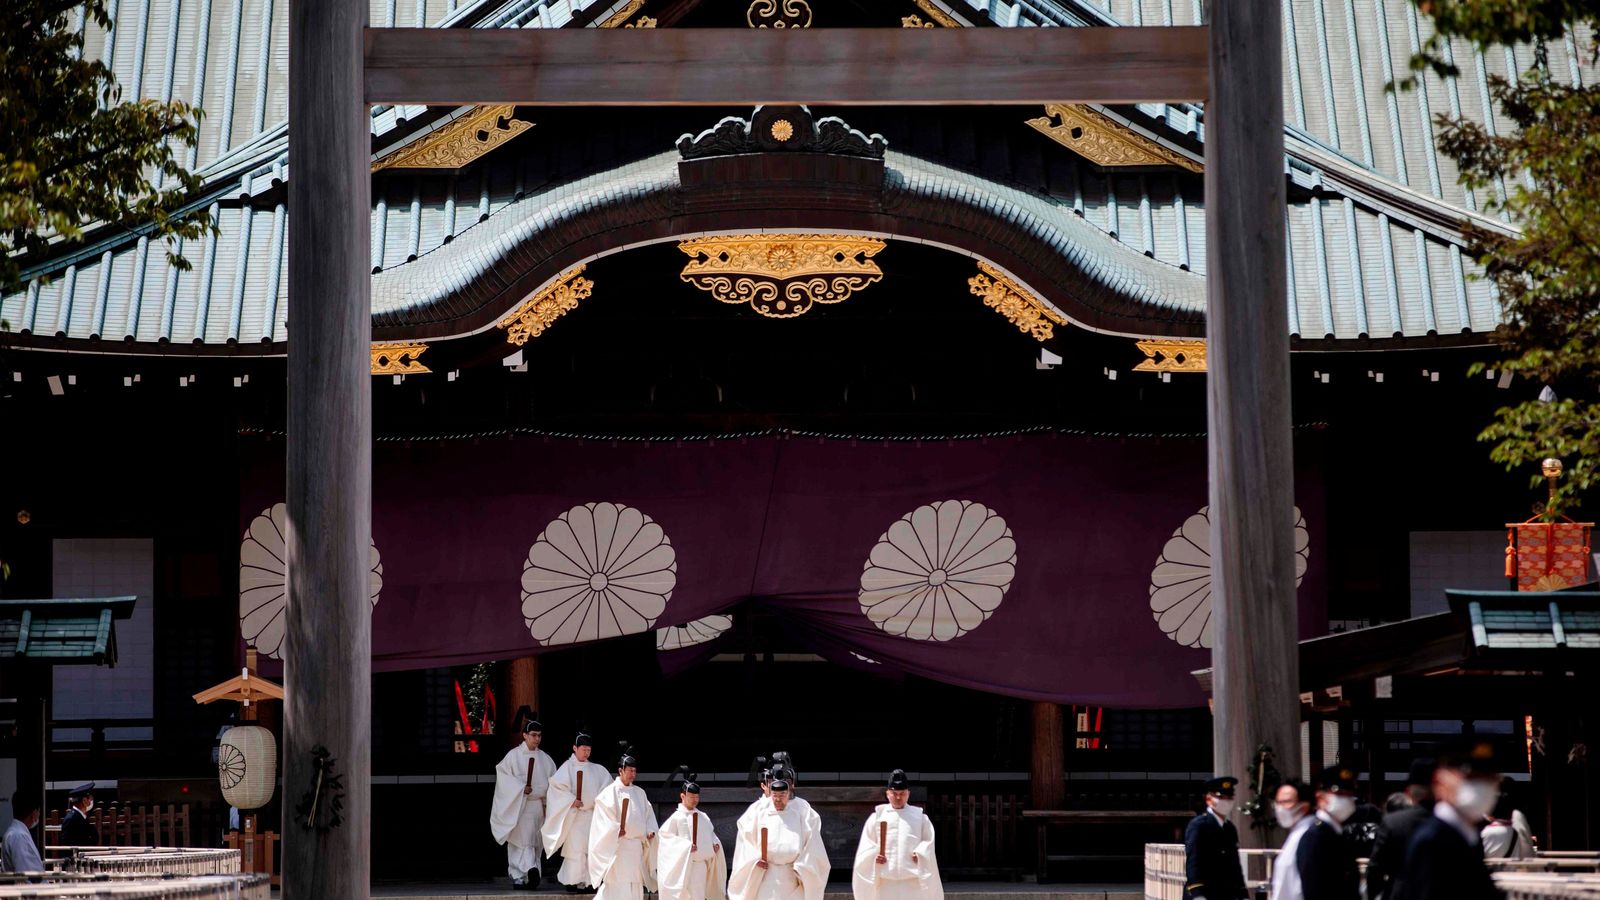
[{"x1": 285, "y1": 1, "x2": 1295, "y2": 892}]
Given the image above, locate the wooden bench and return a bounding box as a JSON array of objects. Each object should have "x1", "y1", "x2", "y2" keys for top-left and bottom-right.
[{"x1": 1025, "y1": 809, "x2": 1193, "y2": 883}]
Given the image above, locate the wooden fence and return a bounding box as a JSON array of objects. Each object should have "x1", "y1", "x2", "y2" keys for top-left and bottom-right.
[
  {"x1": 44, "y1": 804, "x2": 191, "y2": 848},
  {"x1": 925, "y1": 792, "x2": 1025, "y2": 876},
  {"x1": 222, "y1": 822, "x2": 280, "y2": 887}
]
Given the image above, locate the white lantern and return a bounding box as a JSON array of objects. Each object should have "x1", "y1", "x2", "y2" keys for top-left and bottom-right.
[{"x1": 218, "y1": 725, "x2": 277, "y2": 810}]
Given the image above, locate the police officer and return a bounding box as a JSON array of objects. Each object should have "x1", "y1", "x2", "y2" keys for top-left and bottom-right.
[
  {"x1": 1293, "y1": 767, "x2": 1361, "y2": 900},
  {"x1": 1391, "y1": 739, "x2": 1505, "y2": 900},
  {"x1": 1182, "y1": 776, "x2": 1247, "y2": 900},
  {"x1": 59, "y1": 784, "x2": 99, "y2": 846}
]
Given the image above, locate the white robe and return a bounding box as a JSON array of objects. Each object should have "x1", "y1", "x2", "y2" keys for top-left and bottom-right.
[
  {"x1": 491, "y1": 744, "x2": 558, "y2": 881},
  {"x1": 658, "y1": 805, "x2": 728, "y2": 900},
  {"x1": 727, "y1": 801, "x2": 829, "y2": 900},
  {"x1": 588, "y1": 778, "x2": 660, "y2": 900},
  {"x1": 542, "y1": 755, "x2": 615, "y2": 886},
  {"x1": 851, "y1": 804, "x2": 941, "y2": 900}
]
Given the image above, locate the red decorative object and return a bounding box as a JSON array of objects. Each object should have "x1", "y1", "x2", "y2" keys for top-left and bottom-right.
[{"x1": 1506, "y1": 520, "x2": 1593, "y2": 592}]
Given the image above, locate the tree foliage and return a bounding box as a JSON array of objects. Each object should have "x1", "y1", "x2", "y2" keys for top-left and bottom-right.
[
  {"x1": 1410, "y1": 0, "x2": 1600, "y2": 513},
  {"x1": 1, "y1": 0, "x2": 210, "y2": 301}
]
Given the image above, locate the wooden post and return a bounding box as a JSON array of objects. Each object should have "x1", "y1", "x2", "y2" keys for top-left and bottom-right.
[
  {"x1": 1030, "y1": 701, "x2": 1066, "y2": 810},
  {"x1": 506, "y1": 655, "x2": 540, "y2": 736},
  {"x1": 1205, "y1": 0, "x2": 1297, "y2": 849},
  {"x1": 285, "y1": 0, "x2": 371, "y2": 892}
]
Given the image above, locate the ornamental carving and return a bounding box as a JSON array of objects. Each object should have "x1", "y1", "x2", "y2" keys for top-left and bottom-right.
[
  {"x1": 598, "y1": 0, "x2": 647, "y2": 27},
  {"x1": 497, "y1": 266, "x2": 595, "y2": 345},
  {"x1": 678, "y1": 234, "x2": 886, "y2": 318},
  {"x1": 747, "y1": 0, "x2": 811, "y2": 27},
  {"x1": 370, "y1": 341, "x2": 430, "y2": 374},
  {"x1": 677, "y1": 106, "x2": 886, "y2": 160},
  {"x1": 1026, "y1": 104, "x2": 1202, "y2": 172},
  {"x1": 623, "y1": 15, "x2": 656, "y2": 27},
  {"x1": 372, "y1": 106, "x2": 532, "y2": 171},
  {"x1": 967, "y1": 261, "x2": 1067, "y2": 342},
  {"x1": 901, "y1": 14, "x2": 935, "y2": 27},
  {"x1": 1133, "y1": 339, "x2": 1207, "y2": 373},
  {"x1": 909, "y1": 0, "x2": 962, "y2": 26}
]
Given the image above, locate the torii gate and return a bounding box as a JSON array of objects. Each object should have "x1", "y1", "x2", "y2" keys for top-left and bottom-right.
[{"x1": 283, "y1": 4, "x2": 1298, "y2": 894}]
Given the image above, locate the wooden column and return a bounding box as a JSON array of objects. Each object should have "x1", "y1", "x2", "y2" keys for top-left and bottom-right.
[
  {"x1": 505, "y1": 656, "x2": 540, "y2": 734},
  {"x1": 1030, "y1": 701, "x2": 1066, "y2": 809},
  {"x1": 1204, "y1": 0, "x2": 1297, "y2": 849},
  {"x1": 284, "y1": 0, "x2": 370, "y2": 893}
]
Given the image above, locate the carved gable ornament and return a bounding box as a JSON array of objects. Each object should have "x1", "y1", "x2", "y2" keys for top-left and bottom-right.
[{"x1": 677, "y1": 105, "x2": 886, "y2": 161}]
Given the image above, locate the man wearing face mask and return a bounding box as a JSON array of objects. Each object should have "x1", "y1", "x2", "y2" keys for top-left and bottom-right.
[
  {"x1": 1181, "y1": 776, "x2": 1247, "y2": 900},
  {"x1": 1267, "y1": 781, "x2": 1314, "y2": 900},
  {"x1": 1291, "y1": 768, "x2": 1361, "y2": 900},
  {"x1": 1391, "y1": 740, "x2": 1505, "y2": 900},
  {"x1": 1366, "y1": 759, "x2": 1435, "y2": 900},
  {"x1": 59, "y1": 784, "x2": 99, "y2": 846}
]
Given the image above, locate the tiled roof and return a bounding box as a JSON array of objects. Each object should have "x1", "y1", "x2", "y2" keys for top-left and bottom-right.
[
  {"x1": 0, "y1": 597, "x2": 137, "y2": 664},
  {"x1": 5, "y1": 0, "x2": 1587, "y2": 349},
  {"x1": 1449, "y1": 590, "x2": 1600, "y2": 653}
]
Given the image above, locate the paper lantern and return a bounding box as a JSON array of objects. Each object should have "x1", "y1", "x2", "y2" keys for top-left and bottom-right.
[{"x1": 218, "y1": 725, "x2": 277, "y2": 810}]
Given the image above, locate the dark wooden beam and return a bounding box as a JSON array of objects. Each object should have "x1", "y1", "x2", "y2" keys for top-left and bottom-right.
[
  {"x1": 286, "y1": 0, "x2": 371, "y2": 893},
  {"x1": 1203, "y1": 0, "x2": 1295, "y2": 849},
  {"x1": 1030, "y1": 701, "x2": 1067, "y2": 810},
  {"x1": 364, "y1": 26, "x2": 1209, "y2": 106}
]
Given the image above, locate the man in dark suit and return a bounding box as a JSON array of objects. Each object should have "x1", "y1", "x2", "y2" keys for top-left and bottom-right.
[
  {"x1": 1293, "y1": 767, "x2": 1362, "y2": 900},
  {"x1": 1182, "y1": 775, "x2": 1248, "y2": 900},
  {"x1": 1366, "y1": 759, "x2": 1434, "y2": 900},
  {"x1": 58, "y1": 784, "x2": 100, "y2": 846},
  {"x1": 1391, "y1": 739, "x2": 1505, "y2": 900}
]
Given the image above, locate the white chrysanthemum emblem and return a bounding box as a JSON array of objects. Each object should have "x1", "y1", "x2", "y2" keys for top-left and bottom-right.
[
  {"x1": 522, "y1": 502, "x2": 677, "y2": 646},
  {"x1": 238, "y1": 502, "x2": 383, "y2": 660},
  {"x1": 858, "y1": 500, "x2": 1016, "y2": 641},
  {"x1": 656, "y1": 615, "x2": 732, "y2": 651},
  {"x1": 850, "y1": 652, "x2": 881, "y2": 665},
  {"x1": 1149, "y1": 505, "x2": 1310, "y2": 649}
]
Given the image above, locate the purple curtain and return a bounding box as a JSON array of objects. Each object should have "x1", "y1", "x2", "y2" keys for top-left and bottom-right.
[{"x1": 240, "y1": 431, "x2": 1325, "y2": 708}]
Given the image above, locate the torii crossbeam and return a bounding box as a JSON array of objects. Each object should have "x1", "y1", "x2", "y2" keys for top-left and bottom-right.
[{"x1": 285, "y1": 4, "x2": 1298, "y2": 896}]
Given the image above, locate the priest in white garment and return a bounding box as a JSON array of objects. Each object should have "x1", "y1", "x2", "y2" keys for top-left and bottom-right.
[
  {"x1": 492, "y1": 716, "x2": 559, "y2": 889},
  {"x1": 588, "y1": 745, "x2": 659, "y2": 900},
  {"x1": 543, "y1": 733, "x2": 614, "y2": 891},
  {"x1": 657, "y1": 772, "x2": 727, "y2": 900},
  {"x1": 728, "y1": 775, "x2": 829, "y2": 900},
  {"x1": 851, "y1": 770, "x2": 941, "y2": 900}
]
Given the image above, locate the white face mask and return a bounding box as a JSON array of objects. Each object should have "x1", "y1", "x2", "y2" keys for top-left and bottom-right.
[
  {"x1": 1210, "y1": 798, "x2": 1234, "y2": 817},
  {"x1": 1324, "y1": 795, "x2": 1356, "y2": 823},
  {"x1": 1454, "y1": 781, "x2": 1499, "y2": 821},
  {"x1": 1275, "y1": 806, "x2": 1304, "y2": 829},
  {"x1": 81, "y1": 800, "x2": 94, "y2": 815}
]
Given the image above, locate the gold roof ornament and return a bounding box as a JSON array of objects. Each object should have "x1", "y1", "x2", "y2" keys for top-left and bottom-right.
[
  {"x1": 371, "y1": 341, "x2": 431, "y2": 374},
  {"x1": 901, "y1": 14, "x2": 935, "y2": 27},
  {"x1": 497, "y1": 265, "x2": 596, "y2": 345},
  {"x1": 747, "y1": 0, "x2": 812, "y2": 28},
  {"x1": 678, "y1": 234, "x2": 885, "y2": 318},
  {"x1": 909, "y1": 0, "x2": 962, "y2": 27},
  {"x1": 1132, "y1": 339, "x2": 1207, "y2": 373},
  {"x1": 624, "y1": 15, "x2": 657, "y2": 27},
  {"x1": 967, "y1": 261, "x2": 1066, "y2": 342},
  {"x1": 372, "y1": 105, "x2": 532, "y2": 171},
  {"x1": 599, "y1": 0, "x2": 648, "y2": 27},
  {"x1": 1026, "y1": 104, "x2": 1202, "y2": 172}
]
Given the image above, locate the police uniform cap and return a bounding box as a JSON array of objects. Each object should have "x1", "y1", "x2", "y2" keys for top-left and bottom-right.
[
  {"x1": 1202, "y1": 776, "x2": 1238, "y2": 797},
  {"x1": 1315, "y1": 766, "x2": 1359, "y2": 795},
  {"x1": 67, "y1": 783, "x2": 95, "y2": 801}
]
